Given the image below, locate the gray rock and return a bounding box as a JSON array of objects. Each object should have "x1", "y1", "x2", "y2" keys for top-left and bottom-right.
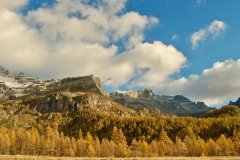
[
  {"x1": 229, "y1": 97, "x2": 240, "y2": 107},
  {"x1": 111, "y1": 89, "x2": 211, "y2": 116}
]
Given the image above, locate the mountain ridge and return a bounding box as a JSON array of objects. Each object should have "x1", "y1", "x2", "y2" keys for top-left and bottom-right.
[
  {"x1": 110, "y1": 89, "x2": 212, "y2": 116},
  {"x1": 0, "y1": 66, "x2": 137, "y2": 116},
  {"x1": 229, "y1": 97, "x2": 240, "y2": 107},
  {"x1": 0, "y1": 65, "x2": 213, "y2": 116}
]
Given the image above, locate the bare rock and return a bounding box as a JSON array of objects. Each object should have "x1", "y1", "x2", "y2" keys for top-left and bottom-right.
[{"x1": 59, "y1": 75, "x2": 104, "y2": 95}]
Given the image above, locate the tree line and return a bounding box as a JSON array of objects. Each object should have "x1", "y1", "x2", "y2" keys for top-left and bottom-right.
[
  {"x1": 0, "y1": 125, "x2": 240, "y2": 157},
  {"x1": 65, "y1": 109, "x2": 240, "y2": 143},
  {"x1": 1, "y1": 106, "x2": 240, "y2": 157}
]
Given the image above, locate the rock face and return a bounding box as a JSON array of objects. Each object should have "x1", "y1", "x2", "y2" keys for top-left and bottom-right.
[
  {"x1": 0, "y1": 65, "x2": 212, "y2": 117},
  {"x1": 111, "y1": 88, "x2": 155, "y2": 98},
  {"x1": 110, "y1": 89, "x2": 212, "y2": 116},
  {"x1": 229, "y1": 98, "x2": 240, "y2": 107},
  {"x1": 58, "y1": 75, "x2": 104, "y2": 95},
  {"x1": 0, "y1": 66, "x2": 135, "y2": 116},
  {"x1": 0, "y1": 82, "x2": 8, "y2": 93},
  {"x1": 0, "y1": 66, "x2": 40, "y2": 87}
]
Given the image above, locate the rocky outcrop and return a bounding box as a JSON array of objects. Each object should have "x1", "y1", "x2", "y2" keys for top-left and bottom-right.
[
  {"x1": 0, "y1": 66, "x2": 135, "y2": 116},
  {"x1": 58, "y1": 75, "x2": 104, "y2": 95},
  {"x1": 0, "y1": 65, "x2": 104, "y2": 99},
  {"x1": 0, "y1": 66, "x2": 9, "y2": 75},
  {"x1": 111, "y1": 89, "x2": 212, "y2": 116},
  {"x1": 0, "y1": 65, "x2": 212, "y2": 117},
  {"x1": 229, "y1": 97, "x2": 240, "y2": 107},
  {"x1": 0, "y1": 66, "x2": 40, "y2": 86},
  {"x1": 15, "y1": 72, "x2": 40, "y2": 85},
  {"x1": 111, "y1": 88, "x2": 155, "y2": 98},
  {"x1": 0, "y1": 82, "x2": 8, "y2": 93},
  {"x1": 21, "y1": 91, "x2": 135, "y2": 116}
]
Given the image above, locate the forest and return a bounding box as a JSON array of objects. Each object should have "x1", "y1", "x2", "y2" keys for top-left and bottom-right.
[{"x1": 0, "y1": 107, "x2": 240, "y2": 157}]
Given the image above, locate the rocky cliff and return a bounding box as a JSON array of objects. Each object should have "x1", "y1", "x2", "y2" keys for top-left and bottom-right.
[
  {"x1": 0, "y1": 66, "x2": 212, "y2": 117},
  {"x1": 0, "y1": 66, "x2": 135, "y2": 116},
  {"x1": 112, "y1": 88, "x2": 155, "y2": 98},
  {"x1": 110, "y1": 89, "x2": 212, "y2": 116},
  {"x1": 229, "y1": 97, "x2": 240, "y2": 107},
  {"x1": 57, "y1": 75, "x2": 104, "y2": 95}
]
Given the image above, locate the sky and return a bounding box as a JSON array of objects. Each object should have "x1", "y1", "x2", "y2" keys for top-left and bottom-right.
[{"x1": 0, "y1": 0, "x2": 240, "y2": 106}]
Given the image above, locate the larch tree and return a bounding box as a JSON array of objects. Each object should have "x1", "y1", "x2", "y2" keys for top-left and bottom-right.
[
  {"x1": 159, "y1": 131, "x2": 174, "y2": 156},
  {"x1": 130, "y1": 138, "x2": 140, "y2": 157},
  {"x1": 232, "y1": 131, "x2": 240, "y2": 156},
  {"x1": 111, "y1": 126, "x2": 129, "y2": 157},
  {"x1": 9, "y1": 130, "x2": 16, "y2": 155},
  {"x1": 174, "y1": 137, "x2": 188, "y2": 156},
  {"x1": 150, "y1": 140, "x2": 159, "y2": 157},
  {"x1": 139, "y1": 140, "x2": 150, "y2": 157},
  {"x1": 216, "y1": 134, "x2": 234, "y2": 156},
  {"x1": 94, "y1": 137, "x2": 101, "y2": 157},
  {"x1": 100, "y1": 138, "x2": 114, "y2": 157},
  {"x1": 206, "y1": 138, "x2": 221, "y2": 156}
]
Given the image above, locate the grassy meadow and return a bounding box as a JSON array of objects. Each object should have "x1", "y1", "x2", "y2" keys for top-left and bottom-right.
[{"x1": 0, "y1": 155, "x2": 240, "y2": 160}]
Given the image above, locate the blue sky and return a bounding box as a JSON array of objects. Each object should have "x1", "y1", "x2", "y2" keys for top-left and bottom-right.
[
  {"x1": 1, "y1": 0, "x2": 240, "y2": 106},
  {"x1": 127, "y1": 0, "x2": 240, "y2": 76},
  {"x1": 21, "y1": 0, "x2": 240, "y2": 74}
]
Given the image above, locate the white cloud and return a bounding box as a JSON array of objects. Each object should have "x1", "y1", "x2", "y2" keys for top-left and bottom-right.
[
  {"x1": 191, "y1": 20, "x2": 227, "y2": 49},
  {"x1": 159, "y1": 59, "x2": 240, "y2": 105},
  {"x1": 0, "y1": 0, "x2": 27, "y2": 9},
  {"x1": 0, "y1": 1, "x2": 238, "y2": 106},
  {"x1": 194, "y1": 0, "x2": 206, "y2": 6},
  {"x1": 0, "y1": 0, "x2": 185, "y2": 89},
  {"x1": 26, "y1": 1, "x2": 158, "y2": 48},
  {"x1": 208, "y1": 20, "x2": 227, "y2": 35},
  {"x1": 171, "y1": 34, "x2": 178, "y2": 40},
  {"x1": 114, "y1": 41, "x2": 187, "y2": 87},
  {"x1": 0, "y1": 9, "x2": 48, "y2": 71}
]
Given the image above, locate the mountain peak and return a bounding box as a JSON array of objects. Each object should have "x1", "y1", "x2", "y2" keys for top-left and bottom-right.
[
  {"x1": 0, "y1": 66, "x2": 106, "y2": 101},
  {"x1": 142, "y1": 88, "x2": 155, "y2": 97},
  {"x1": 229, "y1": 97, "x2": 240, "y2": 107},
  {"x1": 59, "y1": 74, "x2": 104, "y2": 95},
  {"x1": 111, "y1": 89, "x2": 210, "y2": 116},
  {"x1": 0, "y1": 66, "x2": 9, "y2": 75},
  {"x1": 111, "y1": 88, "x2": 155, "y2": 98},
  {"x1": 174, "y1": 95, "x2": 190, "y2": 101}
]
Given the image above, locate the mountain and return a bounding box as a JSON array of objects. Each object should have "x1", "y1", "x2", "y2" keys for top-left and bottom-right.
[
  {"x1": 0, "y1": 66, "x2": 136, "y2": 117},
  {"x1": 229, "y1": 97, "x2": 240, "y2": 107},
  {"x1": 110, "y1": 88, "x2": 212, "y2": 116},
  {"x1": 0, "y1": 66, "x2": 212, "y2": 117},
  {"x1": 0, "y1": 66, "x2": 40, "y2": 102},
  {"x1": 0, "y1": 66, "x2": 39, "y2": 87}
]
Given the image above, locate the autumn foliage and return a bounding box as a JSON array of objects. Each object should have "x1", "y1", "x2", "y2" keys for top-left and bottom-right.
[{"x1": 0, "y1": 108, "x2": 240, "y2": 157}]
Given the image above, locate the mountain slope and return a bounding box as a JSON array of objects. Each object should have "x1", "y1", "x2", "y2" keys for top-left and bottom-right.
[
  {"x1": 0, "y1": 66, "x2": 136, "y2": 117},
  {"x1": 205, "y1": 105, "x2": 240, "y2": 118},
  {"x1": 0, "y1": 66, "x2": 212, "y2": 117},
  {"x1": 229, "y1": 97, "x2": 240, "y2": 107},
  {"x1": 110, "y1": 88, "x2": 212, "y2": 116}
]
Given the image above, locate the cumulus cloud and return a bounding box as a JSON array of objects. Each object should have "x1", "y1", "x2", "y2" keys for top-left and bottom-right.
[
  {"x1": 159, "y1": 59, "x2": 240, "y2": 105},
  {"x1": 0, "y1": 7, "x2": 48, "y2": 71},
  {"x1": 116, "y1": 42, "x2": 186, "y2": 87},
  {"x1": 191, "y1": 20, "x2": 227, "y2": 49},
  {"x1": 0, "y1": 0, "x2": 185, "y2": 89},
  {"x1": 26, "y1": 0, "x2": 158, "y2": 48},
  {"x1": 0, "y1": 0, "x2": 27, "y2": 9},
  {"x1": 1, "y1": 0, "x2": 238, "y2": 106}
]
